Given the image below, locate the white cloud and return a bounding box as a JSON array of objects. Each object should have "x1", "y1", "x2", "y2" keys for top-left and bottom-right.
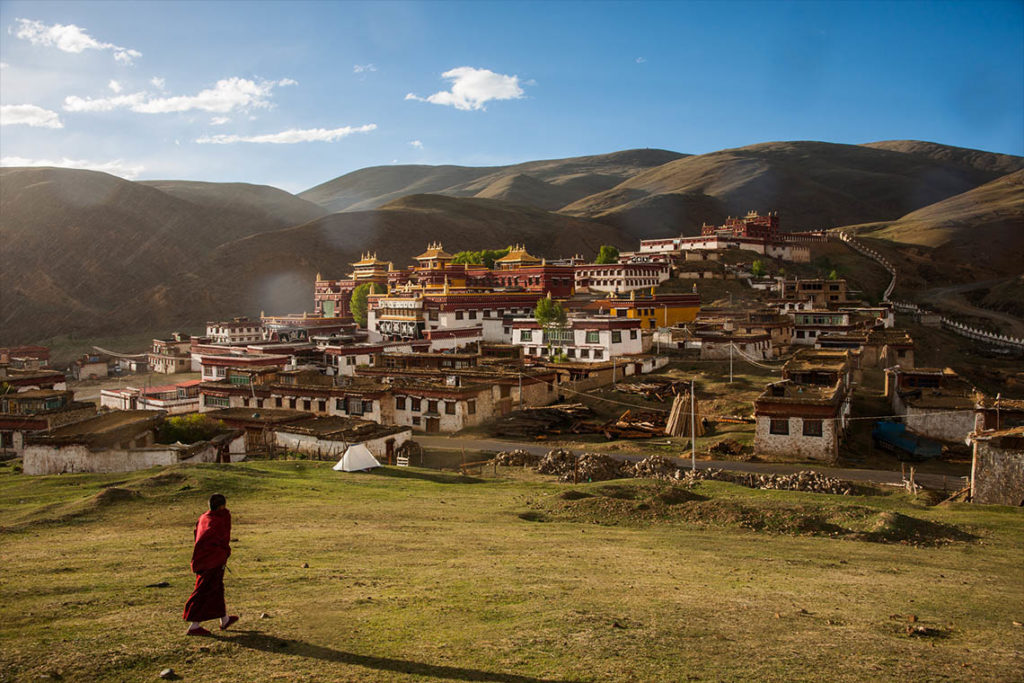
[
  {"x1": 15, "y1": 18, "x2": 141, "y2": 64},
  {"x1": 150, "y1": 76, "x2": 166, "y2": 90},
  {"x1": 635, "y1": 57, "x2": 647, "y2": 64},
  {"x1": 0, "y1": 155, "x2": 144, "y2": 179},
  {"x1": 0, "y1": 104, "x2": 63, "y2": 128},
  {"x1": 278, "y1": 78, "x2": 298, "y2": 86},
  {"x1": 0, "y1": 62, "x2": 8, "y2": 69},
  {"x1": 64, "y1": 92, "x2": 147, "y2": 112},
  {"x1": 409, "y1": 139, "x2": 423, "y2": 149},
  {"x1": 108, "y1": 79, "x2": 122, "y2": 93},
  {"x1": 196, "y1": 123, "x2": 377, "y2": 144},
  {"x1": 210, "y1": 116, "x2": 231, "y2": 126},
  {"x1": 62, "y1": 77, "x2": 294, "y2": 114},
  {"x1": 353, "y1": 64, "x2": 377, "y2": 74},
  {"x1": 405, "y1": 66, "x2": 524, "y2": 111}
]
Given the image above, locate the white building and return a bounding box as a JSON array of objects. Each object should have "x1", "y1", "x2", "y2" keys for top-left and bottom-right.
[
  {"x1": 511, "y1": 317, "x2": 643, "y2": 362},
  {"x1": 574, "y1": 263, "x2": 671, "y2": 294},
  {"x1": 206, "y1": 317, "x2": 265, "y2": 345}
]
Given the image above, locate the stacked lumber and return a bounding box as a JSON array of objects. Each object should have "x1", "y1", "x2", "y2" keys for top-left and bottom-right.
[
  {"x1": 491, "y1": 404, "x2": 599, "y2": 438},
  {"x1": 602, "y1": 409, "x2": 667, "y2": 439},
  {"x1": 664, "y1": 392, "x2": 705, "y2": 437}
]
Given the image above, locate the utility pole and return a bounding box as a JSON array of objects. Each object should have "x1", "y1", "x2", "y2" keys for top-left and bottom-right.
[
  {"x1": 518, "y1": 372, "x2": 523, "y2": 410},
  {"x1": 729, "y1": 342, "x2": 734, "y2": 384},
  {"x1": 690, "y1": 378, "x2": 696, "y2": 472}
]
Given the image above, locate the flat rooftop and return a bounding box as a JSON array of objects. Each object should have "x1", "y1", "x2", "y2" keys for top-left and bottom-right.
[{"x1": 275, "y1": 416, "x2": 408, "y2": 441}]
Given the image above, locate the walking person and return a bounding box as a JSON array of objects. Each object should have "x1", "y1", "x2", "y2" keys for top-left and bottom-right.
[{"x1": 183, "y1": 493, "x2": 239, "y2": 636}]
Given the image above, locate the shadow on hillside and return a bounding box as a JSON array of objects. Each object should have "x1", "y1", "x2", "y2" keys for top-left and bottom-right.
[
  {"x1": 372, "y1": 467, "x2": 485, "y2": 485},
  {"x1": 220, "y1": 630, "x2": 563, "y2": 682}
]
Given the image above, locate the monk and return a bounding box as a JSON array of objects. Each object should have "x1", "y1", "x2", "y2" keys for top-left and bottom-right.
[{"x1": 183, "y1": 493, "x2": 239, "y2": 636}]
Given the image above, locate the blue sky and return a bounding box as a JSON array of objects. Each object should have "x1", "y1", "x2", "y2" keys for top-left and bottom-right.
[{"x1": 1, "y1": 0, "x2": 1022, "y2": 192}]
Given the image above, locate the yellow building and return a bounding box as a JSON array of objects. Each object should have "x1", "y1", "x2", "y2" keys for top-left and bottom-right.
[{"x1": 599, "y1": 290, "x2": 700, "y2": 329}]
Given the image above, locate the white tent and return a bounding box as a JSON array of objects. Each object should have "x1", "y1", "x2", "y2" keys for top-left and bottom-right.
[{"x1": 332, "y1": 443, "x2": 381, "y2": 472}]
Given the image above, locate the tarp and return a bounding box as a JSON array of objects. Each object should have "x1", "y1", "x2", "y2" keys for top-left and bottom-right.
[{"x1": 332, "y1": 443, "x2": 381, "y2": 472}]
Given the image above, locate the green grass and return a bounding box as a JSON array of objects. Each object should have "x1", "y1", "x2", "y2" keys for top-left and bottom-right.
[{"x1": 1, "y1": 461, "x2": 1022, "y2": 682}]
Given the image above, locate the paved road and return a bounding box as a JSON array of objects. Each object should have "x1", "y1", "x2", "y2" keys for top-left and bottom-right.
[{"x1": 417, "y1": 436, "x2": 966, "y2": 491}]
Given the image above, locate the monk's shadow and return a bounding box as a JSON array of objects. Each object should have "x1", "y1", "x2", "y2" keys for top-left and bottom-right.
[{"x1": 219, "y1": 630, "x2": 567, "y2": 682}]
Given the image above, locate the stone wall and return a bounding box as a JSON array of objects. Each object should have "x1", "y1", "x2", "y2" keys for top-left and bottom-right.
[
  {"x1": 22, "y1": 435, "x2": 245, "y2": 475},
  {"x1": 905, "y1": 406, "x2": 975, "y2": 444},
  {"x1": 971, "y1": 440, "x2": 1024, "y2": 506},
  {"x1": 273, "y1": 428, "x2": 411, "y2": 460}
]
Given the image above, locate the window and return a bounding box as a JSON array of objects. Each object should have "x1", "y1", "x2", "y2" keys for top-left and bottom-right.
[
  {"x1": 204, "y1": 395, "x2": 229, "y2": 408},
  {"x1": 336, "y1": 398, "x2": 344, "y2": 410},
  {"x1": 318, "y1": 400, "x2": 327, "y2": 412},
  {"x1": 802, "y1": 419, "x2": 823, "y2": 437},
  {"x1": 396, "y1": 396, "x2": 406, "y2": 410},
  {"x1": 469, "y1": 311, "x2": 477, "y2": 320},
  {"x1": 467, "y1": 399, "x2": 476, "y2": 415},
  {"x1": 256, "y1": 399, "x2": 264, "y2": 408},
  {"x1": 580, "y1": 349, "x2": 589, "y2": 358},
  {"x1": 456, "y1": 311, "x2": 464, "y2": 320},
  {"x1": 593, "y1": 350, "x2": 603, "y2": 359},
  {"x1": 630, "y1": 330, "x2": 638, "y2": 340},
  {"x1": 520, "y1": 330, "x2": 533, "y2": 342},
  {"x1": 242, "y1": 398, "x2": 250, "y2": 407},
  {"x1": 303, "y1": 400, "x2": 312, "y2": 411},
  {"x1": 428, "y1": 400, "x2": 438, "y2": 413},
  {"x1": 288, "y1": 398, "x2": 297, "y2": 409},
  {"x1": 769, "y1": 419, "x2": 789, "y2": 435},
  {"x1": 412, "y1": 416, "x2": 421, "y2": 426},
  {"x1": 611, "y1": 331, "x2": 622, "y2": 343},
  {"x1": 363, "y1": 400, "x2": 374, "y2": 414},
  {"x1": 275, "y1": 397, "x2": 283, "y2": 407},
  {"x1": 445, "y1": 401, "x2": 456, "y2": 415},
  {"x1": 411, "y1": 398, "x2": 422, "y2": 411},
  {"x1": 347, "y1": 398, "x2": 364, "y2": 415},
  {"x1": 585, "y1": 331, "x2": 600, "y2": 343},
  {"x1": 796, "y1": 330, "x2": 805, "y2": 339}
]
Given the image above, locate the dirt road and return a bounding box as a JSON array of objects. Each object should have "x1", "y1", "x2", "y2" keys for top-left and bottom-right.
[{"x1": 920, "y1": 279, "x2": 1024, "y2": 337}]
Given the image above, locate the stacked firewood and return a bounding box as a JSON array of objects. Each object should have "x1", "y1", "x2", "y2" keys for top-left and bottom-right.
[
  {"x1": 490, "y1": 450, "x2": 541, "y2": 466},
  {"x1": 490, "y1": 404, "x2": 599, "y2": 438}
]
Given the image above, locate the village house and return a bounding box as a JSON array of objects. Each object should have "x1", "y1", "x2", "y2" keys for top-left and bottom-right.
[
  {"x1": 0, "y1": 389, "x2": 96, "y2": 456},
  {"x1": 100, "y1": 379, "x2": 202, "y2": 415},
  {"x1": 885, "y1": 367, "x2": 980, "y2": 443},
  {"x1": 779, "y1": 278, "x2": 855, "y2": 308},
  {"x1": 71, "y1": 354, "x2": 110, "y2": 381},
  {"x1": 511, "y1": 316, "x2": 644, "y2": 362},
  {"x1": 791, "y1": 310, "x2": 871, "y2": 345},
  {"x1": 196, "y1": 350, "x2": 291, "y2": 383},
  {"x1": 974, "y1": 396, "x2": 1024, "y2": 432},
  {"x1": 21, "y1": 410, "x2": 244, "y2": 475},
  {"x1": 0, "y1": 345, "x2": 50, "y2": 370},
  {"x1": 261, "y1": 313, "x2": 358, "y2": 342},
  {"x1": 754, "y1": 380, "x2": 850, "y2": 461},
  {"x1": 272, "y1": 415, "x2": 411, "y2": 463},
  {"x1": 968, "y1": 426, "x2": 1024, "y2": 506},
  {"x1": 369, "y1": 288, "x2": 542, "y2": 342},
  {"x1": 149, "y1": 333, "x2": 193, "y2": 374},
  {"x1": 818, "y1": 329, "x2": 914, "y2": 368},
  {"x1": 0, "y1": 367, "x2": 68, "y2": 392},
  {"x1": 783, "y1": 348, "x2": 857, "y2": 392},
  {"x1": 203, "y1": 407, "x2": 313, "y2": 453}
]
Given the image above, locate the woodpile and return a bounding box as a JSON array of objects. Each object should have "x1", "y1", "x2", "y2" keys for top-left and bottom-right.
[
  {"x1": 664, "y1": 392, "x2": 705, "y2": 437},
  {"x1": 677, "y1": 468, "x2": 854, "y2": 495},
  {"x1": 709, "y1": 439, "x2": 744, "y2": 456},
  {"x1": 615, "y1": 380, "x2": 689, "y2": 402},
  {"x1": 490, "y1": 404, "x2": 599, "y2": 439},
  {"x1": 602, "y1": 409, "x2": 667, "y2": 439},
  {"x1": 490, "y1": 449, "x2": 540, "y2": 467}
]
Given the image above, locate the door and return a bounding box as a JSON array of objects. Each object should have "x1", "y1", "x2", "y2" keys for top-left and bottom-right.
[
  {"x1": 385, "y1": 438, "x2": 395, "y2": 465},
  {"x1": 426, "y1": 418, "x2": 440, "y2": 434}
]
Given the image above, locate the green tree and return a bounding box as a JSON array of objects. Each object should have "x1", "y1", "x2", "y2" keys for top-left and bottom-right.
[
  {"x1": 534, "y1": 296, "x2": 567, "y2": 327},
  {"x1": 350, "y1": 282, "x2": 386, "y2": 327},
  {"x1": 451, "y1": 247, "x2": 511, "y2": 268},
  {"x1": 157, "y1": 414, "x2": 226, "y2": 444},
  {"x1": 595, "y1": 245, "x2": 620, "y2": 264},
  {"x1": 750, "y1": 259, "x2": 765, "y2": 277},
  {"x1": 828, "y1": 269, "x2": 839, "y2": 280}
]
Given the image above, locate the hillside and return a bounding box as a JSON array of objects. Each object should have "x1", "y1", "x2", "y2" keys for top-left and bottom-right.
[
  {"x1": 191, "y1": 194, "x2": 632, "y2": 318},
  {"x1": 0, "y1": 168, "x2": 327, "y2": 345},
  {"x1": 863, "y1": 140, "x2": 1024, "y2": 177},
  {"x1": 298, "y1": 148, "x2": 684, "y2": 212},
  {"x1": 1, "y1": 461, "x2": 1022, "y2": 681},
  {"x1": 561, "y1": 141, "x2": 1021, "y2": 240}
]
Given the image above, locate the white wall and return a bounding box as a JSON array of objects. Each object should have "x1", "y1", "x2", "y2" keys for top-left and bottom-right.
[{"x1": 22, "y1": 435, "x2": 245, "y2": 475}]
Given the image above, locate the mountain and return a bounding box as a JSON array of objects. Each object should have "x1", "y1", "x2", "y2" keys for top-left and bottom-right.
[
  {"x1": 298, "y1": 149, "x2": 685, "y2": 212},
  {"x1": 862, "y1": 140, "x2": 1024, "y2": 177},
  {"x1": 0, "y1": 168, "x2": 326, "y2": 345},
  {"x1": 560, "y1": 141, "x2": 1021, "y2": 240}
]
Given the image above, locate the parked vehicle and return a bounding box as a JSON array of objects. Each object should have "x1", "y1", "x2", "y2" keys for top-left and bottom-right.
[{"x1": 871, "y1": 421, "x2": 942, "y2": 461}]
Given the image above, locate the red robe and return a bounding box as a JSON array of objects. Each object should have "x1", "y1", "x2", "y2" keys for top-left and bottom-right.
[{"x1": 182, "y1": 508, "x2": 231, "y2": 622}]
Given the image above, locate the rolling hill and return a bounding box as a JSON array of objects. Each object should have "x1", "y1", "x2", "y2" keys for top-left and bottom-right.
[
  {"x1": 298, "y1": 148, "x2": 685, "y2": 212},
  {"x1": 560, "y1": 141, "x2": 1023, "y2": 240}
]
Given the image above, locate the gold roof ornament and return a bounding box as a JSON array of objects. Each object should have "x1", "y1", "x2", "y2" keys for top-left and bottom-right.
[
  {"x1": 316, "y1": 272, "x2": 322, "y2": 281},
  {"x1": 630, "y1": 290, "x2": 636, "y2": 301}
]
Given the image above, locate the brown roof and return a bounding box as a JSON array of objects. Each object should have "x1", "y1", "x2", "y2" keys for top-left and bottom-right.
[
  {"x1": 274, "y1": 416, "x2": 408, "y2": 441},
  {"x1": 28, "y1": 410, "x2": 164, "y2": 448}
]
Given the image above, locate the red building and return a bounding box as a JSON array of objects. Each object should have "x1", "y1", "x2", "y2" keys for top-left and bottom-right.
[{"x1": 701, "y1": 211, "x2": 780, "y2": 239}]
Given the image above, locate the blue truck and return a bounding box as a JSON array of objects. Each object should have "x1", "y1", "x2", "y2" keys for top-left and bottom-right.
[{"x1": 871, "y1": 421, "x2": 943, "y2": 461}]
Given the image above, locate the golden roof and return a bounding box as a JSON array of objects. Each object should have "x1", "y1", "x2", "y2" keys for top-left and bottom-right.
[
  {"x1": 495, "y1": 244, "x2": 541, "y2": 264},
  {"x1": 351, "y1": 252, "x2": 390, "y2": 267},
  {"x1": 415, "y1": 242, "x2": 453, "y2": 260}
]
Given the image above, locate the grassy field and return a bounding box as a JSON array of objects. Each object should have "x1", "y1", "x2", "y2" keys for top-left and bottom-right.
[{"x1": 1, "y1": 461, "x2": 1022, "y2": 682}]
